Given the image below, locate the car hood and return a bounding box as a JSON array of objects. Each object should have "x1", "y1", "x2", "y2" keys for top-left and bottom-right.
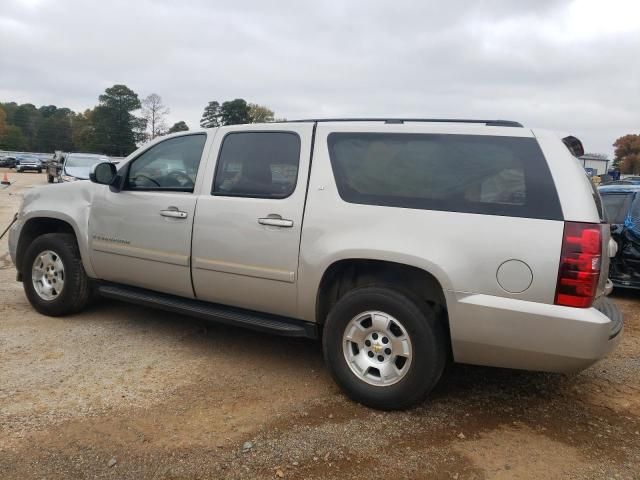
[{"x1": 64, "y1": 166, "x2": 91, "y2": 179}]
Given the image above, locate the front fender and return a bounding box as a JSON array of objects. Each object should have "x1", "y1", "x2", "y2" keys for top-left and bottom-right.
[{"x1": 15, "y1": 182, "x2": 97, "y2": 278}]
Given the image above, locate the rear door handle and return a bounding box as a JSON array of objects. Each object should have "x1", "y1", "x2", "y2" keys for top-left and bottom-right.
[
  {"x1": 258, "y1": 215, "x2": 294, "y2": 228},
  {"x1": 160, "y1": 207, "x2": 188, "y2": 219}
]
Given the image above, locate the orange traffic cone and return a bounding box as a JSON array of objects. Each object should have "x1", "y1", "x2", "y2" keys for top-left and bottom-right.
[{"x1": 1, "y1": 172, "x2": 10, "y2": 185}]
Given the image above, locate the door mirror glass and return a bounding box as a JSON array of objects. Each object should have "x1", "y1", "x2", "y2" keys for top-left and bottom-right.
[{"x1": 90, "y1": 162, "x2": 117, "y2": 185}]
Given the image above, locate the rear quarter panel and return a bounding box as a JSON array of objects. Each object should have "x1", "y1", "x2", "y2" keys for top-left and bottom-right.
[{"x1": 297, "y1": 124, "x2": 565, "y2": 323}]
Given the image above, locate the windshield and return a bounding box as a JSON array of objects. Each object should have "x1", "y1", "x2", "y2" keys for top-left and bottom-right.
[{"x1": 65, "y1": 156, "x2": 106, "y2": 169}]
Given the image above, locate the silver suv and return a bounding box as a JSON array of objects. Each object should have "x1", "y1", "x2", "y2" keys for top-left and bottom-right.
[{"x1": 8, "y1": 119, "x2": 623, "y2": 410}]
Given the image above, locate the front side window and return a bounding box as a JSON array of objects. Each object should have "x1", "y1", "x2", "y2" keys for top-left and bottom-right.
[
  {"x1": 327, "y1": 133, "x2": 562, "y2": 220},
  {"x1": 127, "y1": 134, "x2": 206, "y2": 192},
  {"x1": 212, "y1": 132, "x2": 300, "y2": 198}
]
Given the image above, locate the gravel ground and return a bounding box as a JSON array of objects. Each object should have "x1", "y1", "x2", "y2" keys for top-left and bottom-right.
[{"x1": 1, "y1": 169, "x2": 639, "y2": 479}]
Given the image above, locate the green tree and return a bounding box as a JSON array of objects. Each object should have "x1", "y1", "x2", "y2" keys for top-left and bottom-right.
[
  {"x1": 168, "y1": 121, "x2": 189, "y2": 133},
  {"x1": 71, "y1": 109, "x2": 97, "y2": 152},
  {"x1": 200, "y1": 101, "x2": 220, "y2": 128},
  {"x1": 0, "y1": 106, "x2": 7, "y2": 139},
  {"x1": 0, "y1": 125, "x2": 28, "y2": 150},
  {"x1": 92, "y1": 84, "x2": 143, "y2": 156},
  {"x1": 35, "y1": 108, "x2": 73, "y2": 152},
  {"x1": 613, "y1": 134, "x2": 640, "y2": 174},
  {"x1": 12, "y1": 103, "x2": 39, "y2": 149},
  {"x1": 0, "y1": 102, "x2": 18, "y2": 124},
  {"x1": 248, "y1": 103, "x2": 275, "y2": 123},
  {"x1": 38, "y1": 105, "x2": 58, "y2": 118},
  {"x1": 220, "y1": 98, "x2": 250, "y2": 125}
]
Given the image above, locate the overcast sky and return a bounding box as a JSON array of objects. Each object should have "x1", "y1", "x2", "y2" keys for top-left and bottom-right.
[{"x1": 1, "y1": 0, "x2": 639, "y2": 155}]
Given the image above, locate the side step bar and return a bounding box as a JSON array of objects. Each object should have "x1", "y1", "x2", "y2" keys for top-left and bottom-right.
[{"x1": 97, "y1": 283, "x2": 318, "y2": 339}]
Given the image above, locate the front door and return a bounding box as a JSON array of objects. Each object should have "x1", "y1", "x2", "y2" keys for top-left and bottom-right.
[
  {"x1": 191, "y1": 124, "x2": 313, "y2": 317},
  {"x1": 89, "y1": 133, "x2": 209, "y2": 297}
]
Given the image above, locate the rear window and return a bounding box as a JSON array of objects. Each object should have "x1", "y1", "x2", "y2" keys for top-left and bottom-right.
[
  {"x1": 327, "y1": 133, "x2": 562, "y2": 220},
  {"x1": 601, "y1": 193, "x2": 632, "y2": 223}
]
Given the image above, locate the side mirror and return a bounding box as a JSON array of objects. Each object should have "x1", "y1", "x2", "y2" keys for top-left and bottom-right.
[{"x1": 90, "y1": 162, "x2": 117, "y2": 185}]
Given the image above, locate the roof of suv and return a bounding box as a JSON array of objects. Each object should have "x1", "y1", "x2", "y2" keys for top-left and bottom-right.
[{"x1": 279, "y1": 118, "x2": 523, "y2": 127}]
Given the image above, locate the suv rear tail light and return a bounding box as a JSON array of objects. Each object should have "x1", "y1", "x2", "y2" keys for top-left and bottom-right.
[{"x1": 555, "y1": 222, "x2": 602, "y2": 308}]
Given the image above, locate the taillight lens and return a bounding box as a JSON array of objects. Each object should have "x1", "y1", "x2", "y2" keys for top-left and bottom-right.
[{"x1": 555, "y1": 222, "x2": 602, "y2": 308}]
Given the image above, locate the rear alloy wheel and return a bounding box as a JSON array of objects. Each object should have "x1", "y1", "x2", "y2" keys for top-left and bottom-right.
[
  {"x1": 323, "y1": 286, "x2": 447, "y2": 410},
  {"x1": 22, "y1": 233, "x2": 91, "y2": 316},
  {"x1": 342, "y1": 311, "x2": 413, "y2": 386}
]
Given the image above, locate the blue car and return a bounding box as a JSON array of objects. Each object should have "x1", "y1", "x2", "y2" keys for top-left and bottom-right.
[
  {"x1": 599, "y1": 184, "x2": 640, "y2": 289},
  {"x1": 601, "y1": 177, "x2": 640, "y2": 186}
]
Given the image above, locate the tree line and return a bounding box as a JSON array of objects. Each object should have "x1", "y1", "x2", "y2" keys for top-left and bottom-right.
[{"x1": 0, "y1": 85, "x2": 279, "y2": 157}]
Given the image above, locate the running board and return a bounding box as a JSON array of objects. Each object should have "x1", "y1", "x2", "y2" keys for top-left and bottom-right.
[{"x1": 97, "y1": 283, "x2": 318, "y2": 339}]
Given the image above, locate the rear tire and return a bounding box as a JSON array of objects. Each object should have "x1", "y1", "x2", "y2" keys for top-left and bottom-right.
[
  {"x1": 322, "y1": 286, "x2": 447, "y2": 410},
  {"x1": 22, "y1": 233, "x2": 92, "y2": 316},
  {"x1": 47, "y1": 174, "x2": 54, "y2": 183}
]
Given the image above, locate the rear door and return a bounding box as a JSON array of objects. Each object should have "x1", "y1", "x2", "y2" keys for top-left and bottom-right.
[{"x1": 191, "y1": 123, "x2": 313, "y2": 317}]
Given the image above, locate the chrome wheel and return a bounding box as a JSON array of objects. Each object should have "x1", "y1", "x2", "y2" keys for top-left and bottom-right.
[
  {"x1": 31, "y1": 250, "x2": 65, "y2": 301},
  {"x1": 342, "y1": 310, "x2": 413, "y2": 386}
]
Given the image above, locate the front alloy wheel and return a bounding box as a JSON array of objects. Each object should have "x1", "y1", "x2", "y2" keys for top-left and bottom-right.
[
  {"x1": 22, "y1": 233, "x2": 91, "y2": 316},
  {"x1": 31, "y1": 250, "x2": 65, "y2": 301}
]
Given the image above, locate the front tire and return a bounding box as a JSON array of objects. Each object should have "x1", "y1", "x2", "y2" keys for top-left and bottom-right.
[
  {"x1": 22, "y1": 233, "x2": 92, "y2": 316},
  {"x1": 323, "y1": 286, "x2": 447, "y2": 410}
]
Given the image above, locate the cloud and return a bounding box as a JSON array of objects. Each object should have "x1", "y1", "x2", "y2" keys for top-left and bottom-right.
[{"x1": 1, "y1": 0, "x2": 638, "y2": 154}]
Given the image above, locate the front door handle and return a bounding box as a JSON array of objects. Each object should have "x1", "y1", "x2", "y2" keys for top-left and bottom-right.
[
  {"x1": 258, "y1": 214, "x2": 294, "y2": 228},
  {"x1": 160, "y1": 207, "x2": 188, "y2": 219}
]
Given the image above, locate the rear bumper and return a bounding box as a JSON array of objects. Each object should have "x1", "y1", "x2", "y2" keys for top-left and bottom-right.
[{"x1": 449, "y1": 293, "x2": 623, "y2": 373}]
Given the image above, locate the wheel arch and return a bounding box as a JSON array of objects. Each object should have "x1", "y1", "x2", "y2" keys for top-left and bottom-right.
[
  {"x1": 315, "y1": 258, "x2": 450, "y2": 334},
  {"x1": 15, "y1": 215, "x2": 94, "y2": 279}
]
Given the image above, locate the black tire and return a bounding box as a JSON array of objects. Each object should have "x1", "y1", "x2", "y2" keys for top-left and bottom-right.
[
  {"x1": 38, "y1": 169, "x2": 43, "y2": 174},
  {"x1": 322, "y1": 286, "x2": 447, "y2": 410},
  {"x1": 47, "y1": 174, "x2": 54, "y2": 183},
  {"x1": 22, "y1": 233, "x2": 92, "y2": 316}
]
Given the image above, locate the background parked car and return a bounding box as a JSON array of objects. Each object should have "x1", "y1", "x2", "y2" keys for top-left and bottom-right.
[
  {"x1": 599, "y1": 184, "x2": 640, "y2": 289},
  {"x1": 15, "y1": 154, "x2": 43, "y2": 173},
  {"x1": 57, "y1": 153, "x2": 111, "y2": 182},
  {"x1": 602, "y1": 179, "x2": 640, "y2": 186},
  {"x1": 46, "y1": 151, "x2": 67, "y2": 182},
  {"x1": 0, "y1": 156, "x2": 17, "y2": 168}
]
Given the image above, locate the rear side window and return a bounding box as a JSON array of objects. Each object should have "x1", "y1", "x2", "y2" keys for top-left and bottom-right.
[
  {"x1": 601, "y1": 193, "x2": 632, "y2": 224},
  {"x1": 213, "y1": 132, "x2": 300, "y2": 198},
  {"x1": 327, "y1": 133, "x2": 562, "y2": 220}
]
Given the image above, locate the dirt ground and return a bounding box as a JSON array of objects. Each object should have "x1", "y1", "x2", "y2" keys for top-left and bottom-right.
[{"x1": 1, "y1": 169, "x2": 639, "y2": 480}]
